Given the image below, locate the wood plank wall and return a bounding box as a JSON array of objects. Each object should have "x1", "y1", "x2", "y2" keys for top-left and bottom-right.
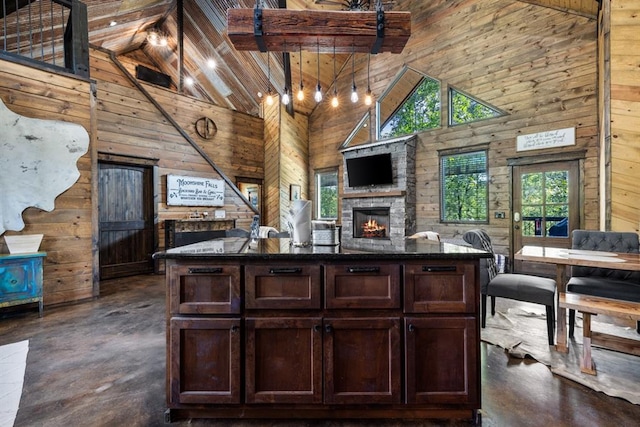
[
  {"x1": 263, "y1": 99, "x2": 281, "y2": 229},
  {"x1": 262, "y1": 99, "x2": 309, "y2": 231},
  {"x1": 0, "y1": 61, "x2": 95, "y2": 305},
  {"x1": 608, "y1": 0, "x2": 640, "y2": 233},
  {"x1": 92, "y1": 49, "x2": 263, "y2": 239},
  {"x1": 309, "y1": 0, "x2": 599, "y2": 256},
  {"x1": 0, "y1": 47, "x2": 265, "y2": 306}
]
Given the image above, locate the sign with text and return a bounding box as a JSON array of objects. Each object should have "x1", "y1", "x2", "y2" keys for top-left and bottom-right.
[
  {"x1": 167, "y1": 175, "x2": 225, "y2": 206},
  {"x1": 516, "y1": 127, "x2": 575, "y2": 152}
]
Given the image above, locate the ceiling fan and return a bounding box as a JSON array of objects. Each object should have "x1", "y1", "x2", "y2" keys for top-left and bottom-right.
[{"x1": 313, "y1": 0, "x2": 395, "y2": 11}]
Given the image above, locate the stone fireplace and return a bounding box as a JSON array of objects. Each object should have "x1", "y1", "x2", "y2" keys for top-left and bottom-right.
[{"x1": 340, "y1": 135, "x2": 416, "y2": 251}]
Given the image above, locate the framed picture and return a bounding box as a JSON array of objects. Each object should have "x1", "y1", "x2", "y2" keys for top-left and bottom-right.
[
  {"x1": 247, "y1": 189, "x2": 258, "y2": 208},
  {"x1": 290, "y1": 184, "x2": 301, "y2": 201}
]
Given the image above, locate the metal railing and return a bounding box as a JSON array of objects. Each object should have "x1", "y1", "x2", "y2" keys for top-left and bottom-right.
[{"x1": 1, "y1": 0, "x2": 89, "y2": 78}]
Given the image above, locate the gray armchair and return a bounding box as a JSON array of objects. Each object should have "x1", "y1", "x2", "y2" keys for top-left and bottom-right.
[
  {"x1": 567, "y1": 230, "x2": 640, "y2": 336},
  {"x1": 463, "y1": 229, "x2": 557, "y2": 345}
]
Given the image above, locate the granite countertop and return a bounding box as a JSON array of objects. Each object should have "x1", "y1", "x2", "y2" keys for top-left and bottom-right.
[{"x1": 153, "y1": 237, "x2": 491, "y2": 261}]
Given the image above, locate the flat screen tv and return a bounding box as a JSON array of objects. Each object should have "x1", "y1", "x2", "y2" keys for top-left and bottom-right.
[{"x1": 346, "y1": 153, "x2": 393, "y2": 187}]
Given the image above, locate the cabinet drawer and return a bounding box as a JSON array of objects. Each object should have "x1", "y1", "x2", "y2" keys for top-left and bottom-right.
[
  {"x1": 325, "y1": 263, "x2": 400, "y2": 309},
  {"x1": 404, "y1": 261, "x2": 477, "y2": 313},
  {"x1": 168, "y1": 263, "x2": 241, "y2": 314},
  {"x1": 245, "y1": 264, "x2": 321, "y2": 309}
]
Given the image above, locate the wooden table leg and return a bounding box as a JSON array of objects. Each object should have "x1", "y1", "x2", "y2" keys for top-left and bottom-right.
[
  {"x1": 580, "y1": 312, "x2": 597, "y2": 375},
  {"x1": 555, "y1": 264, "x2": 569, "y2": 353}
]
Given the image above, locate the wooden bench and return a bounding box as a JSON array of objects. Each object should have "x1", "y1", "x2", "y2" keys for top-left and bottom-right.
[{"x1": 559, "y1": 292, "x2": 640, "y2": 375}]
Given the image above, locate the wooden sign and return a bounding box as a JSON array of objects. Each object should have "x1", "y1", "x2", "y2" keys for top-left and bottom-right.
[
  {"x1": 516, "y1": 127, "x2": 575, "y2": 152},
  {"x1": 167, "y1": 175, "x2": 224, "y2": 207}
]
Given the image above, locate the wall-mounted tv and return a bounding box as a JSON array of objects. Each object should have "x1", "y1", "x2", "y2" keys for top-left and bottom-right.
[{"x1": 346, "y1": 153, "x2": 393, "y2": 187}]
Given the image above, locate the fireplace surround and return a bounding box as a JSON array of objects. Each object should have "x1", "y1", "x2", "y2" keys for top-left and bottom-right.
[
  {"x1": 340, "y1": 135, "x2": 416, "y2": 251},
  {"x1": 353, "y1": 208, "x2": 390, "y2": 239}
]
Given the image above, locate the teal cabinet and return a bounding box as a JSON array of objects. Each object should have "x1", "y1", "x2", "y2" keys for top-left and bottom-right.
[{"x1": 0, "y1": 252, "x2": 46, "y2": 317}]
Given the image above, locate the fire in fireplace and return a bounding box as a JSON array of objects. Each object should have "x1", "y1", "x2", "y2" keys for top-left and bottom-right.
[
  {"x1": 362, "y1": 218, "x2": 386, "y2": 238},
  {"x1": 353, "y1": 208, "x2": 390, "y2": 239}
]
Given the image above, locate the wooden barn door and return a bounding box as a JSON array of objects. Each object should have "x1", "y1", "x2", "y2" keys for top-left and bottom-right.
[{"x1": 98, "y1": 161, "x2": 156, "y2": 280}]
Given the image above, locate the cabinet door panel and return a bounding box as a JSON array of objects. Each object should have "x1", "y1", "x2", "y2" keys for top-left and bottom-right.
[
  {"x1": 404, "y1": 261, "x2": 476, "y2": 313},
  {"x1": 169, "y1": 317, "x2": 241, "y2": 404},
  {"x1": 324, "y1": 317, "x2": 401, "y2": 404},
  {"x1": 245, "y1": 264, "x2": 321, "y2": 309},
  {"x1": 245, "y1": 317, "x2": 322, "y2": 403},
  {"x1": 325, "y1": 263, "x2": 400, "y2": 309},
  {"x1": 405, "y1": 317, "x2": 479, "y2": 405},
  {"x1": 168, "y1": 262, "x2": 241, "y2": 314}
]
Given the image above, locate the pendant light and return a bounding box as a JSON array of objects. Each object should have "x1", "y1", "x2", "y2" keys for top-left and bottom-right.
[
  {"x1": 296, "y1": 45, "x2": 304, "y2": 101},
  {"x1": 364, "y1": 53, "x2": 373, "y2": 106},
  {"x1": 314, "y1": 42, "x2": 322, "y2": 103},
  {"x1": 331, "y1": 44, "x2": 339, "y2": 108},
  {"x1": 282, "y1": 42, "x2": 290, "y2": 105},
  {"x1": 350, "y1": 45, "x2": 358, "y2": 103},
  {"x1": 265, "y1": 52, "x2": 274, "y2": 106}
]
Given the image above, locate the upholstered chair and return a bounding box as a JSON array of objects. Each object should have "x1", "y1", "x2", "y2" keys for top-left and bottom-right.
[
  {"x1": 463, "y1": 229, "x2": 557, "y2": 345},
  {"x1": 568, "y1": 230, "x2": 640, "y2": 336}
]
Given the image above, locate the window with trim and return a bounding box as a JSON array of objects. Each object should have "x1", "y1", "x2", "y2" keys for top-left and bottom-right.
[
  {"x1": 315, "y1": 169, "x2": 338, "y2": 220},
  {"x1": 378, "y1": 67, "x2": 441, "y2": 139},
  {"x1": 440, "y1": 150, "x2": 488, "y2": 222},
  {"x1": 449, "y1": 87, "x2": 504, "y2": 126}
]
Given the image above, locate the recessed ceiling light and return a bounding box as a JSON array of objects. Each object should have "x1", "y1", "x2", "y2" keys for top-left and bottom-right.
[
  {"x1": 109, "y1": 21, "x2": 117, "y2": 27},
  {"x1": 184, "y1": 77, "x2": 194, "y2": 86},
  {"x1": 207, "y1": 59, "x2": 217, "y2": 69}
]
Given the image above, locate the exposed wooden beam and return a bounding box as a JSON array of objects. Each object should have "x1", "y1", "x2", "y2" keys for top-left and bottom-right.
[{"x1": 227, "y1": 8, "x2": 411, "y2": 54}]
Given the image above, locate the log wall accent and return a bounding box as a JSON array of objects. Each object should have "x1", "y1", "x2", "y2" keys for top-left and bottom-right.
[
  {"x1": 0, "y1": 60, "x2": 95, "y2": 305},
  {"x1": 309, "y1": 0, "x2": 599, "y2": 257},
  {"x1": 608, "y1": 0, "x2": 640, "y2": 233}
]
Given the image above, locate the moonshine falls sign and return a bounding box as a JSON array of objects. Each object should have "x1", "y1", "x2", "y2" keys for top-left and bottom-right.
[{"x1": 167, "y1": 175, "x2": 225, "y2": 207}]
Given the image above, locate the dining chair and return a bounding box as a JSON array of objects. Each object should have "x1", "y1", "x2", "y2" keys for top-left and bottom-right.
[{"x1": 463, "y1": 229, "x2": 557, "y2": 345}]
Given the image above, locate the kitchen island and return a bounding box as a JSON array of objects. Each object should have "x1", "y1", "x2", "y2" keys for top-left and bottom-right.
[{"x1": 154, "y1": 237, "x2": 491, "y2": 423}]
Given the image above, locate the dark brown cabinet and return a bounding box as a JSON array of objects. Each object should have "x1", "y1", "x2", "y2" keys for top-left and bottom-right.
[
  {"x1": 163, "y1": 251, "x2": 482, "y2": 422},
  {"x1": 323, "y1": 317, "x2": 401, "y2": 404},
  {"x1": 168, "y1": 317, "x2": 241, "y2": 404},
  {"x1": 245, "y1": 317, "x2": 323, "y2": 404},
  {"x1": 404, "y1": 317, "x2": 478, "y2": 404}
]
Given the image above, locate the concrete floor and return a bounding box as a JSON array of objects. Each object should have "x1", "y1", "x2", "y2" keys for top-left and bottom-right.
[{"x1": 1, "y1": 273, "x2": 639, "y2": 427}]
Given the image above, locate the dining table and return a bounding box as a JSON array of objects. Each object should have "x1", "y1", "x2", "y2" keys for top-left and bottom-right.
[{"x1": 514, "y1": 245, "x2": 640, "y2": 353}]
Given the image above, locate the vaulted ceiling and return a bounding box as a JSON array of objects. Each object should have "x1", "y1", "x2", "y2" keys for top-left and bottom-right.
[{"x1": 4, "y1": 0, "x2": 600, "y2": 118}]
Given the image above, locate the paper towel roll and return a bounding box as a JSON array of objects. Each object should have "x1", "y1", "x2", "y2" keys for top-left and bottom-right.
[{"x1": 287, "y1": 200, "x2": 312, "y2": 247}]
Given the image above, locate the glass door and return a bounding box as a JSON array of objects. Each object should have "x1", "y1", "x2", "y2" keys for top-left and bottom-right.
[{"x1": 512, "y1": 161, "x2": 579, "y2": 275}]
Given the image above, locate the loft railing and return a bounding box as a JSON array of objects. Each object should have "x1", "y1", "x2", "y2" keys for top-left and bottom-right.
[{"x1": 0, "y1": 0, "x2": 89, "y2": 78}]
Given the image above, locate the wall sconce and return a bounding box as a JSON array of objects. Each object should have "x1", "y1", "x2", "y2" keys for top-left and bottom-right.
[{"x1": 147, "y1": 27, "x2": 168, "y2": 47}]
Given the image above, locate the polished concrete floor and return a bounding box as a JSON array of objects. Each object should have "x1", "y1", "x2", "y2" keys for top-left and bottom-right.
[{"x1": 1, "y1": 273, "x2": 640, "y2": 427}]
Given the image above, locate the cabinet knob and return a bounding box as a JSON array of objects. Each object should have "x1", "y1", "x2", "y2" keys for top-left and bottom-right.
[
  {"x1": 408, "y1": 324, "x2": 415, "y2": 332},
  {"x1": 313, "y1": 324, "x2": 321, "y2": 332},
  {"x1": 231, "y1": 325, "x2": 240, "y2": 333},
  {"x1": 325, "y1": 324, "x2": 333, "y2": 333}
]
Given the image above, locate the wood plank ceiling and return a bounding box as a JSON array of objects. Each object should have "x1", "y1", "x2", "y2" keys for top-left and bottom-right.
[{"x1": 2, "y1": 0, "x2": 600, "y2": 117}]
